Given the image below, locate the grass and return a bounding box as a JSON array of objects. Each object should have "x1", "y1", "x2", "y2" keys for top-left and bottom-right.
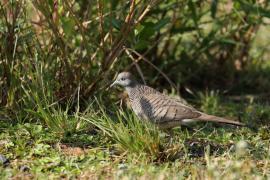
[
  {"x1": 1, "y1": 1, "x2": 270, "y2": 179},
  {"x1": 1, "y1": 93, "x2": 270, "y2": 179},
  {"x1": 81, "y1": 101, "x2": 164, "y2": 159}
]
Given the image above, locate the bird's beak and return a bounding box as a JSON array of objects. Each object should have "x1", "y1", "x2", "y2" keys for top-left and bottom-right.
[{"x1": 109, "y1": 80, "x2": 117, "y2": 88}]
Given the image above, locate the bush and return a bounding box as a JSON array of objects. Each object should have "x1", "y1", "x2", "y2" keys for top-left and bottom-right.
[{"x1": 0, "y1": 0, "x2": 269, "y2": 119}]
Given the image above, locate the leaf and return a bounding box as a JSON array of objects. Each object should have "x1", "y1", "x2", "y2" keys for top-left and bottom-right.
[
  {"x1": 111, "y1": 18, "x2": 122, "y2": 31},
  {"x1": 61, "y1": 17, "x2": 75, "y2": 37},
  {"x1": 48, "y1": 0, "x2": 54, "y2": 9},
  {"x1": 154, "y1": 18, "x2": 170, "y2": 31},
  {"x1": 211, "y1": 0, "x2": 219, "y2": 18},
  {"x1": 138, "y1": 22, "x2": 155, "y2": 40},
  {"x1": 110, "y1": 0, "x2": 119, "y2": 10},
  {"x1": 219, "y1": 38, "x2": 242, "y2": 45},
  {"x1": 238, "y1": 0, "x2": 270, "y2": 18},
  {"x1": 171, "y1": 26, "x2": 197, "y2": 33},
  {"x1": 135, "y1": 40, "x2": 149, "y2": 50},
  {"x1": 104, "y1": 17, "x2": 123, "y2": 31},
  {"x1": 188, "y1": 0, "x2": 197, "y2": 24},
  {"x1": 134, "y1": 24, "x2": 144, "y2": 36}
]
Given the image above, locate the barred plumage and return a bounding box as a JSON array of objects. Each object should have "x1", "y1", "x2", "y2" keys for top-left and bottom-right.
[{"x1": 111, "y1": 72, "x2": 244, "y2": 129}]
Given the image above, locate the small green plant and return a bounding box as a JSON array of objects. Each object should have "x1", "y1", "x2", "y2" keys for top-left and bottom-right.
[
  {"x1": 198, "y1": 90, "x2": 221, "y2": 115},
  {"x1": 81, "y1": 100, "x2": 164, "y2": 160},
  {"x1": 25, "y1": 100, "x2": 79, "y2": 136}
]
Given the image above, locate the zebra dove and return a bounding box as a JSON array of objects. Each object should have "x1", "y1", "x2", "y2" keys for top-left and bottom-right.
[{"x1": 111, "y1": 72, "x2": 244, "y2": 129}]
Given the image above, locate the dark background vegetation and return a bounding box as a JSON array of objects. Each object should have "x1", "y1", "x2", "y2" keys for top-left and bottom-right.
[
  {"x1": 1, "y1": 0, "x2": 270, "y2": 179},
  {"x1": 1, "y1": 0, "x2": 270, "y2": 110}
]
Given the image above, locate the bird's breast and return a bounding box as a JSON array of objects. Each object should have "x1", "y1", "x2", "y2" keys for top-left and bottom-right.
[{"x1": 130, "y1": 98, "x2": 151, "y2": 120}]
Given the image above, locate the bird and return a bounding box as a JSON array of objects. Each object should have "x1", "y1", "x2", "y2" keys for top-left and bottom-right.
[{"x1": 110, "y1": 72, "x2": 245, "y2": 129}]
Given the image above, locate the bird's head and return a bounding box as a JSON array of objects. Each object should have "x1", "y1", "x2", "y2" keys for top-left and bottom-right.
[{"x1": 110, "y1": 72, "x2": 137, "y2": 88}]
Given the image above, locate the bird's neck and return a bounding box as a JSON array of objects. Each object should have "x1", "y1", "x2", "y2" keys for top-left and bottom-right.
[{"x1": 125, "y1": 84, "x2": 141, "y2": 100}]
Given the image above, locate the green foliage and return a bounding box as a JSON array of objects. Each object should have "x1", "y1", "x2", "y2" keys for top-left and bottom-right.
[
  {"x1": 198, "y1": 90, "x2": 221, "y2": 115},
  {"x1": 0, "y1": 0, "x2": 270, "y2": 178},
  {"x1": 1, "y1": 0, "x2": 270, "y2": 112},
  {"x1": 82, "y1": 101, "x2": 164, "y2": 159},
  {"x1": 1, "y1": 98, "x2": 270, "y2": 178}
]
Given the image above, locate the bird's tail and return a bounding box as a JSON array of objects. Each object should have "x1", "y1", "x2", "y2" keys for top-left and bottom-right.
[{"x1": 198, "y1": 113, "x2": 245, "y2": 126}]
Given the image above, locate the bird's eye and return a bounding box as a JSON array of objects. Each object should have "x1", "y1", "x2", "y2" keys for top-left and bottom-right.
[{"x1": 120, "y1": 78, "x2": 125, "y2": 81}]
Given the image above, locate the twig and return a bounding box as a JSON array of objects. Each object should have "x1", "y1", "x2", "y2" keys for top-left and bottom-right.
[
  {"x1": 84, "y1": 0, "x2": 159, "y2": 95},
  {"x1": 124, "y1": 48, "x2": 146, "y2": 85},
  {"x1": 125, "y1": 48, "x2": 177, "y2": 90},
  {"x1": 135, "y1": 0, "x2": 159, "y2": 25},
  {"x1": 63, "y1": 0, "x2": 88, "y2": 54},
  {"x1": 97, "y1": 0, "x2": 106, "y2": 56},
  {"x1": 91, "y1": 33, "x2": 110, "y2": 61}
]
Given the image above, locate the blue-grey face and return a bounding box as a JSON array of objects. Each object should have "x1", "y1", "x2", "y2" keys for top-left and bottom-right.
[{"x1": 110, "y1": 72, "x2": 135, "y2": 88}]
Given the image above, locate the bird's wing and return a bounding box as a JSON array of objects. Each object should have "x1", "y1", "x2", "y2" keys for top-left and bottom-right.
[{"x1": 141, "y1": 93, "x2": 201, "y2": 123}]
